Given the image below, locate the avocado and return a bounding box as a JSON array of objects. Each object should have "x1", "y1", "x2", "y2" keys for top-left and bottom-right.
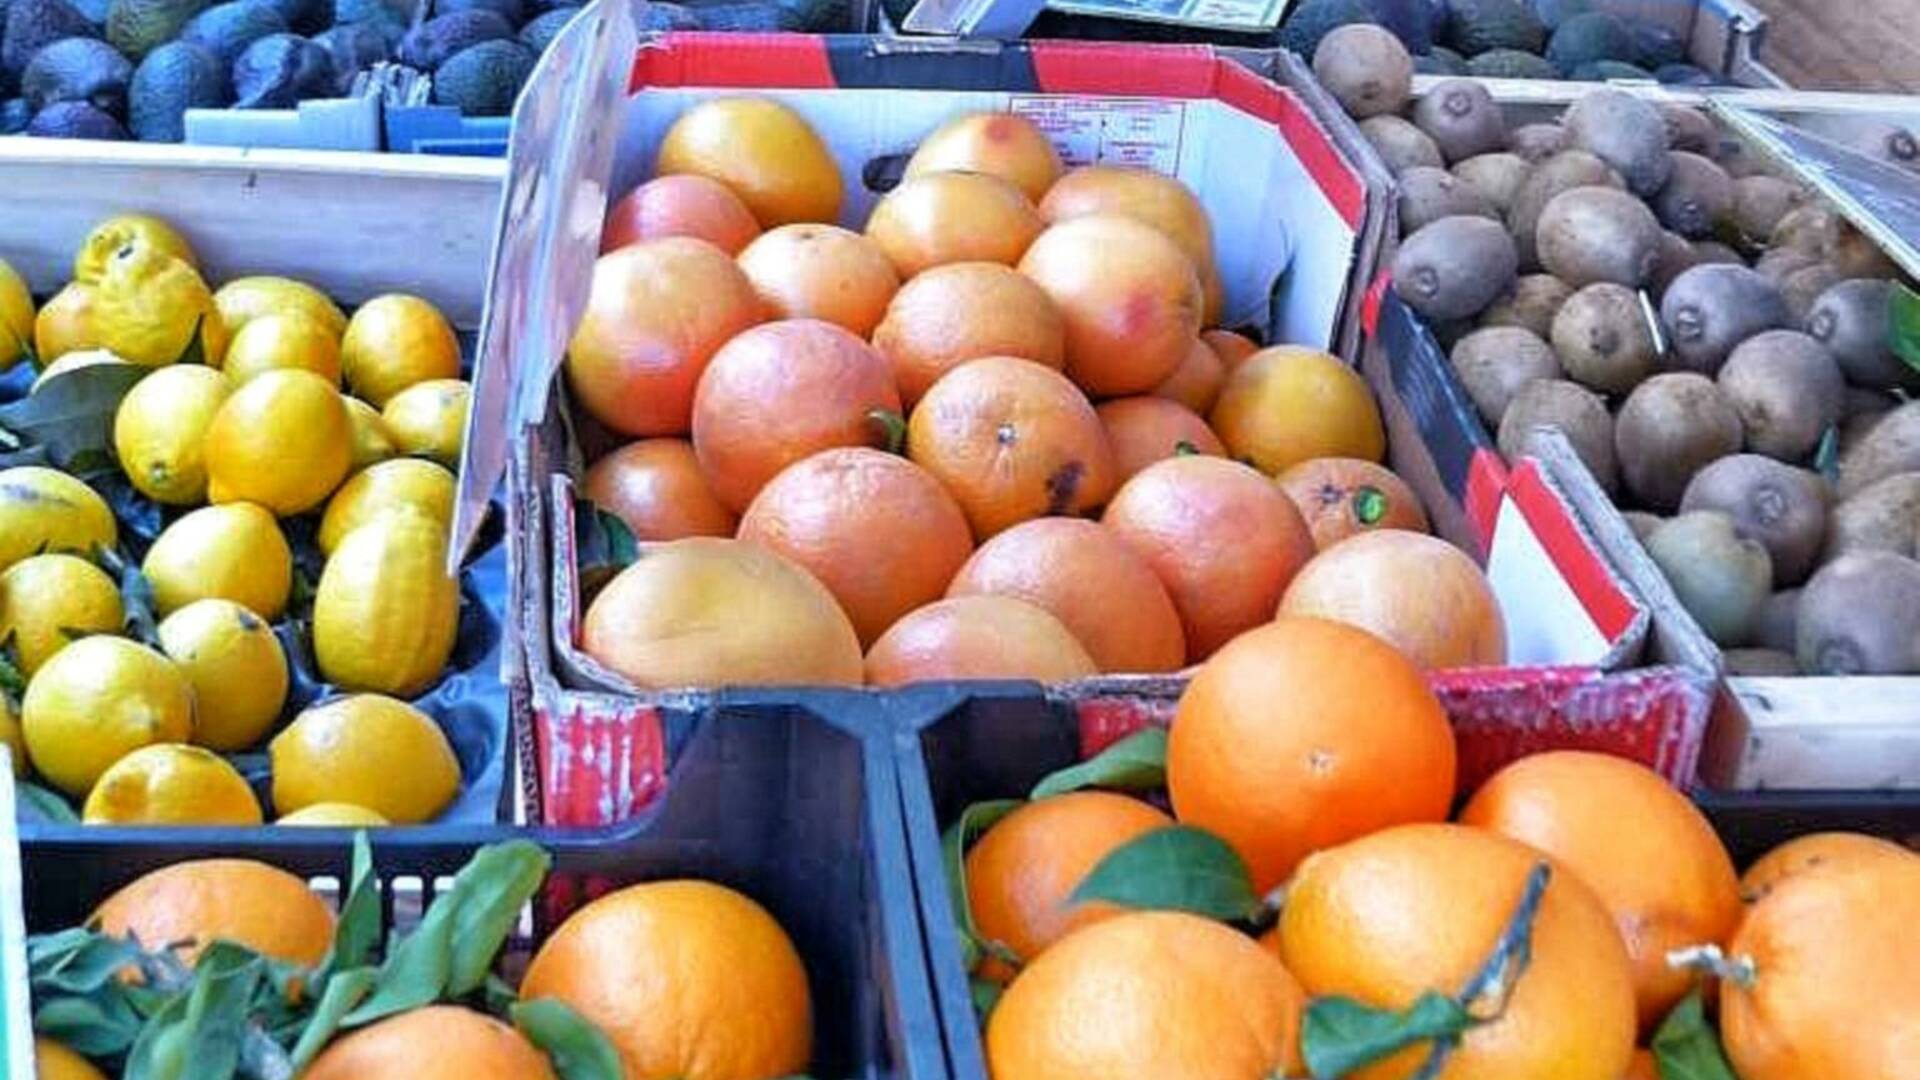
[
  {"x1": 230, "y1": 31, "x2": 329, "y2": 107},
  {"x1": 3, "y1": 0, "x2": 98, "y2": 83},
  {"x1": 1546, "y1": 11, "x2": 1635, "y2": 73},
  {"x1": 1466, "y1": 48, "x2": 1559, "y2": 79},
  {"x1": 430, "y1": 36, "x2": 530, "y2": 115},
  {"x1": 313, "y1": 21, "x2": 383, "y2": 92},
  {"x1": 127, "y1": 38, "x2": 223, "y2": 139},
  {"x1": 1413, "y1": 46, "x2": 1466, "y2": 75},
  {"x1": 1364, "y1": 0, "x2": 1436, "y2": 53},
  {"x1": 0, "y1": 95, "x2": 28, "y2": 130},
  {"x1": 517, "y1": 6, "x2": 575, "y2": 52},
  {"x1": 1626, "y1": 17, "x2": 1685, "y2": 68},
  {"x1": 20, "y1": 35, "x2": 126, "y2": 114},
  {"x1": 1569, "y1": 60, "x2": 1653, "y2": 81},
  {"x1": 104, "y1": 0, "x2": 207, "y2": 59},
  {"x1": 179, "y1": 0, "x2": 282, "y2": 63},
  {"x1": 1278, "y1": 0, "x2": 1375, "y2": 59},
  {"x1": 432, "y1": 0, "x2": 522, "y2": 25},
  {"x1": 398, "y1": 8, "x2": 509, "y2": 71},
  {"x1": 257, "y1": 0, "x2": 318, "y2": 33},
  {"x1": 26, "y1": 96, "x2": 123, "y2": 134},
  {"x1": 332, "y1": 0, "x2": 407, "y2": 37},
  {"x1": 1529, "y1": 0, "x2": 1591, "y2": 29},
  {"x1": 1445, "y1": 0, "x2": 1543, "y2": 56},
  {"x1": 1656, "y1": 63, "x2": 1716, "y2": 86}
]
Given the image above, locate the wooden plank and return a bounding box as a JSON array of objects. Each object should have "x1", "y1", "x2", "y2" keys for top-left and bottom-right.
[
  {"x1": 1747, "y1": 0, "x2": 1920, "y2": 92},
  {"x1": 1703, "y1": 676, "x2": 1920, "y2": 789}
]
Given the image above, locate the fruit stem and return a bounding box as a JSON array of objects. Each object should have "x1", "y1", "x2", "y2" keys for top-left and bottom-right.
[
  {"x1": 1666, "y1": 944, "x2": 1757, "y2": 990},
  {"x1": 868, "y1": 409, "x2": 907, "y2": 455}
]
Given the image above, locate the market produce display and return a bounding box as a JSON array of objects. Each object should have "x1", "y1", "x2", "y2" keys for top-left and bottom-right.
[{"x1": 0, "y1": 213, "x2": 491, "y2": 826}]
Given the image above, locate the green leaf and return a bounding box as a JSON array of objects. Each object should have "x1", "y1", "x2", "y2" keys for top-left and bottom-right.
[
  {"x1": 1813, "y1": 424, "x2": 1841, "y2": 484},
  {"x1": 0, "y1": 362, "x2": 144, "y2": 471},
  {"x1": 338, "y1": 899, "x2": 453, "y2": 1029},
  {"x1": 1302, "y1": 992, "x2": 1472, "y2": 1080},
  {"x1": 240, "y1": 1022, "x2": 295, "y2": 1080},
  {"x1": 31, "y1": 932, "x2": 145, "y2": 995},
  {"x1": 969, "y1": 976, "x2": 1003, "y2": 1024},
  {"x1": 512, "y1": 998, "x2": 625, "y2": 1080},
  {"x1": 445, "y1": 840, "x2": 551, "y2": 996},
  {"x1": 34, "y1": 993, "x2": 144, "y2": 1056},
  {"x1": 1070, "y1": 826, "x2": 1260, "y2": 922},
  {"x1": 1891, "y1": 281, "x2": 1920, "y2": 373},
  {"x1": 940, "y1": 799, "x2": 1023, "y2": 972},
  {"x1": 1030, "y1": 728, "x2": 1168, "y2": 800},
  {"x1": 319, "y1": 833, "x2": 381, "y2": 982},
  {"x1": 0, "y1": 646, "x2": 27, "y2": 698},
  {"x1": 123, "y1": 941, "x2": 265, "y2": 1080},
  {"x1": 286, "y1": 968, "x2": 377, "y2": 1071},
  {"x1": 1651, "y1": 990, "x2": 1738, "y2": 1080},
  {"x1": 19, "y1": 780, "x2": 78, "y2": 823},
  {"x1": 101, "y1": 545, "x2": 161, "y2": 645}
]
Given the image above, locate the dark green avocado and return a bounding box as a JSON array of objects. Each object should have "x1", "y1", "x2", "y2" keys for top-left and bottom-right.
[
  {"x1": 26, "y1": 96, "x2": 125, "y2": 135},
  {"x1": 180, "y1": 0, "x2": 285, "y2": 63},
  {"x1": 516, "y1": 5, "x2": 575, "y2": 51},
  {"x1": 396, "y1": 8, "x2": 509, "y2": 71},
  {"x1": 430, "y1": 36, "x2": 530, "y2": 115},
  {"x1": 1445, "y1": 0, "x2": 1544, "y2": 56},
  {"x1": 229, "y1": 30, "x2": 330, "y2": 107},
  {"x1": 20, "y1": 35, "x2": 129, "y2": 113},
  {"x1": 3, "y1": 0, "x2": 99, "y2": 83},
  {"x1": 128, "y1": 37, "x2": 223, "y2": 139}
]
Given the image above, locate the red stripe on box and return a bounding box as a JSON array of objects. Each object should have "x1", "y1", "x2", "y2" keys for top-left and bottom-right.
[
  {"x1": 1507, "y1": 458, "x2": 1640, "y2": 643},
  {"x1": 1463, "y1": 447, "x2": 1507, "y2": 551},
  {"x1": 630, "y1": 32, "x2": 836, "y2": 94},
  {"x1": 536, "y1": 696, "x2": 669, "y2": 826},
  {"x1": 1249, "y1": 76, "x2": 1365, "y2": 228},
  {"x1": 1361, "y1": 270, "x2": 1390, "y2": 336},
  {"x1": 1028, "y1": 40, "x2": 1218, "y2": 97}
]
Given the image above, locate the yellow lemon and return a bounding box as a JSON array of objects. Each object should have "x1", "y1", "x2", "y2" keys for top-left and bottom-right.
[
  {"x1": 73, "y1": 214, "x2": 197, "y2": 285},
  {"x1": 222, "y1": 313, "x2": 342, "y2": 386},
  {"x1": 0, "y1": 554, "x2": 123, "y2": 674},
  {"x1": 142, "y1": 502, "x2": 292, "y2": 619},
  {"x1": 269, "y1": 694, "x2": 459, "y2": 824},
  {"x1": 318, "y1": 458, "x2": 455, "y2": 555},
  {"x1": 22, "y1": 635, "x2": 195, "y2": 797},
  {"x1": 340, "y1": 294, "x2": 460, "y2": 407},
  {"x1": 382, "y1": 378, "x2": 469, "y2": 470},
  {"x1": 81, "y1": 743, "x2": 262, "y2": 825},
  {"x1": 33, "y1": 282, "x2": 101, "y2": 365},
  {"x1": 204, "y1": 369, "x2": 352, "y2": 516},
  {"x1": 344, "y1": 396, "x2": 398, "y2": 471},
  {"x1": 36, "y1": 1038, "x2": 107, "y2": 1080},
  {"x1": 31, "y1": 348, "x2": 129, "y2": 392},
  {"x1": 277, "y1": 802, "x2": 389, "y2": 827},
  {"x1": 113, "y1": 364, "x2": 230, "y2": 505},
  {"x1": 1, "y1": 257, "x2": 37, "y2": 369},
  {"x1": 314, "y1": 513, "x2": 458, "y2": 697},
  {"x1": 0, "y1": 466, "x2": 116, "y2": 573},
  {"x1": 92, "y1": 240, "x2": 227, "y2": 367},
  {"x1": 157, "y1": 598, "x2": 288, "y2": 752},
  {"x1": 0, "y1": 695, "x2": 22, "y2": 779},
  {"x1": 213, "y1": 276, "x2": 347, "y2": 340}
]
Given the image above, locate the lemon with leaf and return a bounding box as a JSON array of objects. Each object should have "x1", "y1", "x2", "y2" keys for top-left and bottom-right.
[
  {"x1": 0, "y1": 554, "x2": 124, "y2": 675},
  {"x1": 114, "y1": 364, "x2": 231, "y2": 505},
  {"x1": 22, "y1": 635, "x2": 195, "y2": 797},
  {"x1": 82, "y1": 743, "x2": 263, "y2": 825},
  {"x1": 92, "y1": 240, "x2": 227, "y2": 367}
]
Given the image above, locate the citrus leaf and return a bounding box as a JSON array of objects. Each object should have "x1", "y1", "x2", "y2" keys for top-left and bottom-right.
[
  {"x1": 318, "y1": 832, "x2": 380, "y2": 983},
  {"x1": 101, "y1": 545, "x2": 160, "y2": 646},
  {"x1": 286, "y1": 968, "x2": 377, "y2": 1071},
  {"x1": 1891, "y1": 281, "x2": 1920, "y2": 373},
  {"x1": 1457, "y1": 863, "x2": 1551, "y2": 1021},
  {"x1": 574, "y1": 501, "x2": 639, "y2": 601},
  {"x1": 445, "y1": 839, "x2": 551, "y2": 996},
  {"x1": 0, "y1": 644, "x2": 26, "y2": 698},
  {"x1": 941, "y1": 798, "x2": 1023, "y2": 972},
  {"x1": 1070, "y1": 825, "x2": 1259, "y2": 922},
  {"x1": 30, "y1": 931, "x2": 144, "y2": 995},
  {"x1": 240, "y1": 1022, "x2": 295, "y2": 1080},
  {"x1": 18, "y1": 780, "x2": 78, "y2": 823},
  {"x1": 338, "y1": 898, "x2": 454, "y2": 1029},
  {"x1": 1651, "y1": 990, "x2": 1738, "y2": 1080},
  {"x1": 0, "y1": 362, "x2": 144, "y2": 470},
  {"x1": 969, "y1": 976, "x2": 1003, "y2": 1024},
  {"x1": 513, "y1": 998, "x2": 624, "y2": 1080},
  {"x1": 1030, "y1": 728, "x2": 1168, "y2": 799},
  {"x1": 123, "y1": 940, "x2": 265, "y2": 1080},
  {"x1": 1302, "y1": 992, "x2": 1472, "y2": 1080},
  {"x1": 33, "y1": 993, "x2": 143, "y2": 1056}
]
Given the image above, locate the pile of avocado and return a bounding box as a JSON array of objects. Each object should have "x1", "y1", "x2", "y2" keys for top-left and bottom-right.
[{"x1": 1279, "y1": 0, "x2": 1724, "y2": 87}]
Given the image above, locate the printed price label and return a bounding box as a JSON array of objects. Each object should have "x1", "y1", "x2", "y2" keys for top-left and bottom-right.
[{"x1": 1010, "y1": 96, "x2": 1187, "y2": 174}]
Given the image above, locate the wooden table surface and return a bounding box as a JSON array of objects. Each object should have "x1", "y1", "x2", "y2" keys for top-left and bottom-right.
[{"x1": 1749, "y1": 0, "x2": 1920, "y2": 91}]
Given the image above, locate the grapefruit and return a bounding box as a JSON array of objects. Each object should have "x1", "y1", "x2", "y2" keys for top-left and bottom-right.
[
  {"x1": 1278, "y1": 529, "x2": 1507, "y2": 669},
  {"x1": 655, "y1": 97, "x2": 842, "y2": 227},
  {"x1": 1277, "y1": 457, "x2": 1429, "y2": 550},
  {"x1": 1152, "y1": 337, "x2": 1226, "y2": 414},
  {"x1": 863, "y1": 595, "x2": 1097, "y2": 686},
  {"x1": 1095, "y1": 396, "x2": 1225, "y2": 483},
  {"x1": 581, "y1": 439, "x2": 737, "y2": 541},
  {"x1": 864, "y1": 171, "x2": 1044, "y2": 278},
  {"x1": 601, "y1": 174, "x2": 761, "y2": 255},
  {"x1": 735, "y1": 223, "x2": 899, "y2": 336},
  {"x1": 904, "y1": 112, "x2": 1063, "y2": 202},
  {"x1": 1018, "y1": 215, "x2": 1203, "y2": 396},
  {"x1": 1210, "y1": 346, "x2": 1386, "y2": 475},
  {"x1": 870, "y1": 262, "x2": 1065, "y2": 406}
]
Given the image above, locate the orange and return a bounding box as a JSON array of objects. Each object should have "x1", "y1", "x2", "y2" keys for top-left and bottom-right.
[
  {"x1": 987, "y1": 910, "x2": 1303, "y2": 1080},
  {"x1": 1104, "y1": 456, "x2": 1316, "y2": 662},
  {"x1": 1279, "y1": 529, "x2": 1507, "y2": 669},
  {"x1": 735, "y1": 223, "x2": 899, "y2": 336},
  {"x1": 1095, "y1": 396, "x2": 1225, "y2": 483},
  {"x1": 581, "y1": 537, "x2": 862, "y2": 688},
  {"x1": 521, "y1": 880, "x2": 811, "y2": 1080},
  {"x1": 581, "y1": 439, "x2": 737, "y2": 541},
  {"x1": 1278, "y1": 457, "x2": 1430, "y2": 550},
  {"x1": 863, "y1": 595, "x2": 1096, "y2": 686},
  {"x1": 1460, "y1": 751, "x2": 1743, "y2": 1033},
  {"x1": 870, "y1": 262, "x2": 1064, "y2": 406},
  {"x1": 1202, "y1": 328, "x2": 1259, "y2": 368},
  {"x1": 965, "y1": 791, "x2": 1172, "y2": 979},
  {"x1": 93, "y1": 859, "x2": 334, "y2": 971},
  {"x1": 33, "y1": 282, "x2": 99, "y2": 362},
  {"x1": 906, "y1": 355, "x2": 1115, "y2": 539},
  {"x1": 904, "y1": 112, "x2": 1063, "y2": 202},
  {"x1": 35, "y1": 1038, "x2": 107, "y2": 1080},
  {"x1": 565, "y1": 238, "x2": 764, "y2": 438},
  {"x1": 1168, "y1": 617, "x2": 1456, "y2": 891},
  {"x1": 304, "y1": 1006, "x2": 557, "y2": 1080},
  {"x1": 1038, "y1": 165, "x2": 1223, "y2": 324},
  {"x1": 737, "y1": 448, "x2": 973, "y2": 646},
  {"x1": 1018, "y1": 215, "x2": 1202, "y2": 397},
  {"x1": 1279, "y1": 823, "x2": 1637, "y2": 1080},
  {"x1": 1152, "y1": 337, "x2": 1225, "y2": 414},
  {"x1": 864, "y1": 171, "x2": 1043, "y2": 278},
  {"x1": 602, "y1": 174, "x2": 762, "y2": 256},
  {"x1": 1210, "y1": 345, "x2": 1385, "y2": 475},
  {"x1": 947, "y1": 517, "x2": 1185, "y2": 673},
  {"x1": 1739, "y1": 831, "x2": 1916, "y2": 902},
  {"x1": 1719, "y1": 851, "x2": 1920, "y2": 1080},
  {"x1": 691, "y1": 319, "x2": 901, "y2": 513},
  {"x1": 655, "y1": 97, "x2": 842, "y2": 227}
]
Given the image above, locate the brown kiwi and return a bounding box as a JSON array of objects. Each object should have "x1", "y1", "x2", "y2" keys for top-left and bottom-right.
[
  {"x1": 1805, "y1": 278, "x2": 1920, "y2": 391},
  {"x1": 1361, "y1": 115, "x2": 1445, "y2": 175},
  {"x1": 1829, "y1": 225, "x2": 1900, "y2": 280},
  {"x1": 1398, "y1": 166, "x2": 1498, "y2": 234},
  {"x1": 1679, "y1": 454, "x2": 1831, "y2": 586},
  {"x1": 1796, "y1": 551, "x2": 1920, "y2": 674},
  {"x1": 1622, "y1": 510, "x2": 1663, "y2": 542},
  {"x1": 1825, "y1": 472, "x2": 1920, "y2": 561},
  {"x1": 1564, "y1": 88, "x2": 1674, "y2": 197},
  {"x1": 1658, "y1": 104, "x2": 1715, "y2": 155},
  {"x1": 1313, "y1": 24, "x2": 1413, "y2": 119},
  {"x1": 1480, "y1": 274, "x2": 1574, "y2": 339},
  {"x1": 1716, "y1": 330, "x2": 1845, "y2": 463},
  {"x1": 1712, "y1": 135, "x2": 1768, "y2": 179},
  {"x1": 1614, "y1": 372, "x2": 1744, "y2": 511},
  {"x1": 1658, "y1": 264, "x2": 1791, "y2": 375},
  {"x1": 1497, "y1": 378, "x2": 1618, "y2": 493},
  {"x1": 1450, "y1": 326, "x2": 1563, "y2": 428},
  {"x1": 1754, "y1": 589, "x2": 1800, "y2": 652},
  {"x1": 1412, "y1": 79, "x2": 1508, "y2": 164},
  {"x1": 1690, "y1": 241, "x2": 1743, "y2": 266},
  {"x1": 1508, "y1": 123, "x2": 1569, "y2": 163},
  {"x1": 1781, "y1": 263, "x2": 1844, "y2": 322},
  {"x1": 1644, "y1": 510, "x2": 1773, "y2": 646},
  {"x1": 1551, "y1": 282, "x2": 1657, "y2": 394},
  {"x1": 1391, "y1": 215, "x2": 1519, "y2": 321},
  {"x1": 1724, "y1": 648, "x2": 1801, "y2": 676},
  {"x1": 1535, "y1": 186, "x2": 1662, "y2": 288},
  {"x1": 1771, "y1": 204, "x2": 1842, "y2": 255},
  {"x1": 1649, "y1": 232, "x2": 1700, "y2": 299},
  {"x1": 1837, "y1": 401, "x2": 1920, "y2": 499},
  {"x1": 1731, "y1": 176, "x2": 1802, "y2": 244},
  {"x1": 1753, "y1": 246, "x2": 1822, "y2": 287},
  {"x1": 1451, "y1": 153, "x2": 1532, "y2": 218},
  {"x1": 1652, "y1": 152, "x2": 1734, "y2": 240},
  {"x1": 1508, "y1": 150, "x2": 1625, "y2": 270}
]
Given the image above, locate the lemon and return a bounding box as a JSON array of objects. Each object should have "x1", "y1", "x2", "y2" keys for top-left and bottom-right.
[
  {"x1": 36, "y1": 1038, "x2": 107, "y2": 1080},
  {"x1": 382, "y1": 378, "x2": 469, "y2": 470},
  {"x1": 222, "y1": 313, "x2": 342, "y2": 386},
  {"x1": 0, "y1": 256, "x2": 36, "y2": 369},
  {"x1": 213, "y1": 276, "x2": 347, "y2": 340},
  {"x1": 0, "y1": 554, "x2": 124, "y2": 675},
  {"x1": 269, "y1": 694, "x2": 459, "y2": 824},
  {"x1": 340, "y1": 294, "x2": 460, "y2": 407},
  {"x1": 344, "y1": 397, "x2": 398, "y2": 471},
  {"x1": 0, "y1": 695, "x2": 23, "y2": 779},
  {"x1": 0, "y1": 467, "x2": 116, "y2": 573},
  {"x1": 73, "y1": 214, "x2": 197, "y2": 285},
  {"x1": 81, "y1": 743, "x2": 262, "y2": 825},
  {"x1": 31, "y1": 348, "x2": 129, "y2": 392},
  {"x1": 33, "y1": 282, "x2": 100, "y2": 365},
  {"x1": 314, "y1": 514, "x2": 458, "y2": 697},
  {"x1": 317, "y1": 458, "x2": 455, "y2": 555},
  {"x1": 22, "y1": 635, "x2": 195, "y2": 797},
  {"x1": 92, "y1": 240, "x2": 228, "y2": 367},
  {"x1": 204, "y1": 369, "x2": 352, "y2": 516},
  {"x1": 113, "y1": 364, "x2": 231, "y2": 505},
  {"x1": 277, "y1": 802, "x2": 389, "y2": 827},
  {"x1": 142, "y1": 502, "x2": 292, "y2": 620},
  {"x1": 157, "y1": 599, "x2": 288, "y2": 752}
]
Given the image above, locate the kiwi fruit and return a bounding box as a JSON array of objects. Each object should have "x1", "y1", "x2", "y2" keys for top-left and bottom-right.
[
  {"x1": 1644, "y1": 510, "x2": 1773, "y2": 646},
  {"x1": 1564, "y1": 88, "x2": 1673, "y2": 197},
  {"x1": 1361, "y1": 115, "x2": 1445, "y2": 174},
  {"x1": 1509, "y1": 123, "x2": 1569, "y2": 163},
  {"x1": 1658, "y1": 264, "x2": 1791, "y2": 375},
  {"x1": 1754, "y1": 589, "x2": 1800, "y2": 652},
  {"x1": 1780, "y1": 263, "x2": 1843, "y2": 322},
  {"x1": 1849, "y1": 122, "x2": 1920, "y2": 173},
  {"x1": 1507, "y1": 150, "x2": 1624, "y2": 269},
  {"x1": 1732, "y1": 175, "x2": 1802, "y2": 244},
  {"x1": 1713, "y1": 135, "x2": 1768, "y2": 179},
  {"x1": 1796, "y1": 550, "x2": 1920, "y2": 674},
  {"x1": 1691, "y1": 241, "x2": 1743, "y2": 266},
  {"x1": 1398, "y1": 166, "x2": 1499, "y2": 233},
  {"x1": 1725, "y1": 648, "x2": 1800, "y2": 676},
  {"x1": 1651, "y1": 152, "x2": 1733, "y2": 240},
  {"x1": 1772, "y1": 204, "x2": 1841, "y2": 255},
  {"x1": 1313, "y1": 24, "x2": 1414, "y2": 120},
  {"x1": 1753, "y1": 246, "x2": 1822, "y2": 287},
  {"x1": 1805, "y1": 278, "x2": 1920, "y2": 391},
  {"x1": 1622, "y1": 510, "x2": 1664, "y2": 542},
  {"x1": 1392, "y1": 215, "x2": 1519, "y2": 321},
  {"x1": 1615, "y1": 372, "x2": 1744, "y2": 511},
  {"x1": 1716, "y1": 330, "x2": 1845, "y2": 463},
  {"x1": 1536, "y1": 186, "x2": 1663, "y2": 289},
  {"x1": 1551, "y1": 282, "x2": 1657, "y2": 394},
  {"x1": 1497, "y1": 378, "x2": 1617, "y2": 493},
  {"x1": 1825, "y1": 472, "x2": 1920, "y2": 561},
  {"x1": 1479, "y1": 274, "x2": 1574, "y2": 339},
  {"x1": 1649, "y1": 231, "x2": 1700, "y2": 299},
  {"x1": 1451, "y1": 153, "x2": 1532, "y2": 218},
  {"x1": 1837, "y1": 401, "x2": 1920, "y2": 499},
  {"x1": 1679, "y1": 454, "x2": 1830, "y2": 586},
  {"x1": 1412, "y1": 79, "x2": 1508, "y2": 164},
  {"x1": 1451, "y1": 326, "x2": 1563, "y2": 428},
  {"x1": 1657, "y1": 104, "x2": 1715, "y2": 155},
  {"x1": 1828, "y1": 226, "x2": 1900, "y2": 281}
]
